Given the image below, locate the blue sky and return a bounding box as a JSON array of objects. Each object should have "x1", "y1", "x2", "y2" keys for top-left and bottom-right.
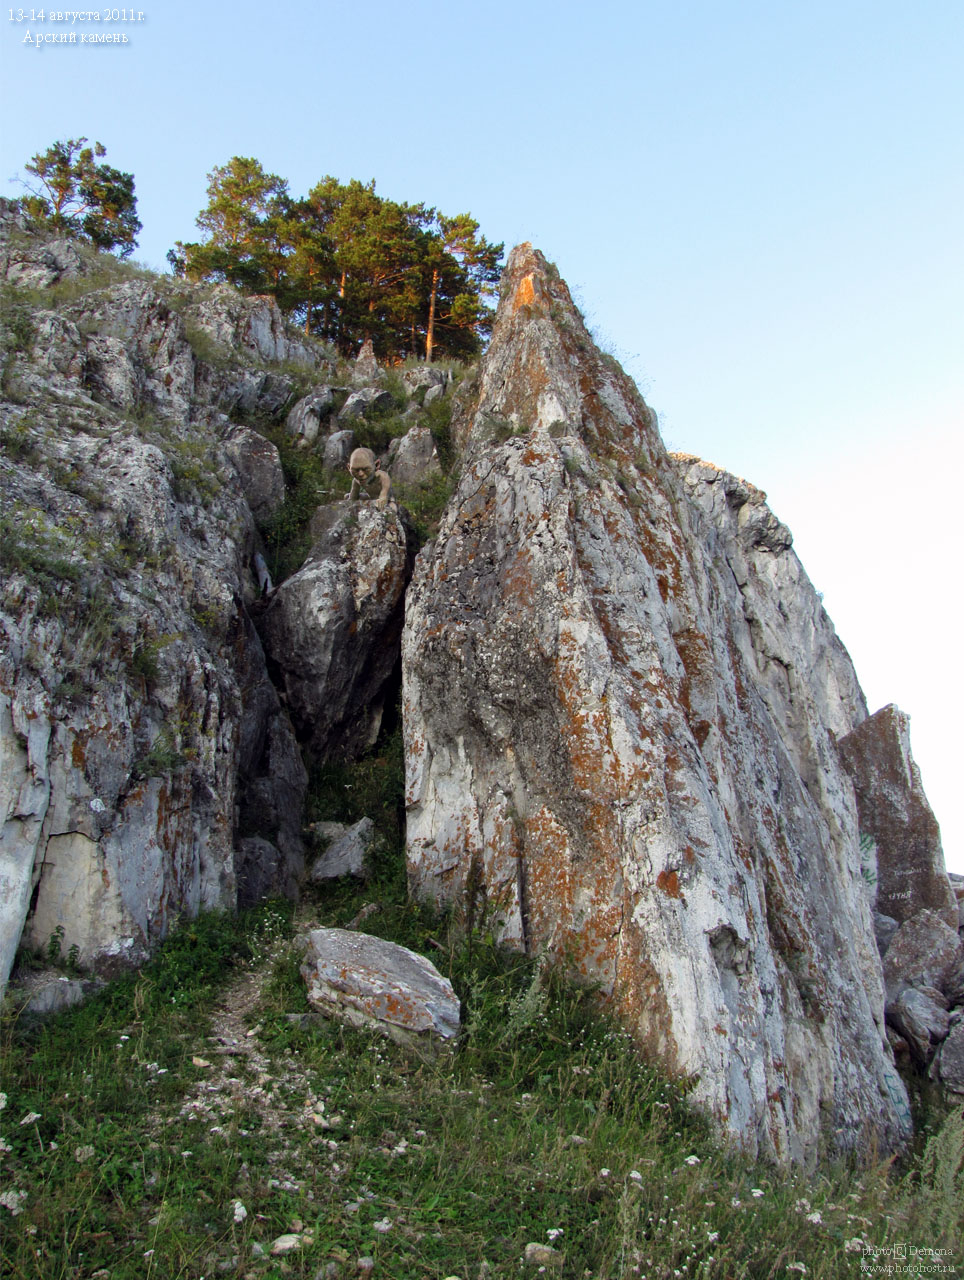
[{"x1": 2, "y1": 0, "x2": 961, "y2": 870}]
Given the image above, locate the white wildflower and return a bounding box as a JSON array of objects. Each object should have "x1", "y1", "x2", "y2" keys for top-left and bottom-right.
[
  {"x1": 547, "y1": 1227, "x2": 563, "y2": 1241},
  {"x1": 600, "y1": 1168, "x2": 611, "y2": 1177},
  {"x1": 232, "y1": 1199, "x2": 247, "y2": 1223},
  {"x1": 788, "y1": 1265, "x2": 807, "y2": 1275},
  {"x1": 373, "y1": 1217, "x2": 393, "y2": 1233},
  {"x1": 629, "y1": 1170, "x2": 643, "y2": 1182},
  {"x1": 750, "y1": 1188, "x2": 764, "y2": 1198},
  {"x1": 793, "y1": 1198, "x2": 811, "y2": 1213},
  {"x1": 844, "y1": 1238, "x2": 865, "y2": 1255},
  {"x1": 0, "y1": 1189, "x2": 27, "y2": 1215},
  {"x1": 805, "y1": 1211, "x2": 822, "y2": 1225},
  {"x1": 0, "y1": 1093, "x2": 6, "y2": 1110},
  {"x1": 19, "y1": 1111, "x2": 41, "y2": 1126},
  {"x1": 684, "y1": 1154, "x2": 701, "y2": 1166},
  {"x1": 707, "y1": 1231, "x2": 719, "y2": 1242}
]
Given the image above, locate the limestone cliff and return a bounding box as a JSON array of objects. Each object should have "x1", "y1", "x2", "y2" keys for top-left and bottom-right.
[
  {"x1": 0, "y1": 205, "x2": 317, "y2": 988},
  {"x1": 402, "y1": 244, "x2": 913, "y2": 1162},
  {"x1": 4, "y1": 209, "x2": 958, "y2": 1159}
]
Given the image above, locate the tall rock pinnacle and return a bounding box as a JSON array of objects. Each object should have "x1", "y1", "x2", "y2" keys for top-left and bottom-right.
[{"x1": 402, "y1": 244, "x2": 910, "y2": 1163}]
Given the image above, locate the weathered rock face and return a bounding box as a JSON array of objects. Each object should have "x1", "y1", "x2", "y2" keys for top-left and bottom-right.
[
  {"x1": 0, "y1": 217, "x2": 325, "y2": 989},
  {"x1": 259, "y1": 503, "x2": 414, "y2": 762},
  {"x1": 402, "y1": 243, "x2": 911, "y2": 1162},
  {"x1": 838, "y1": 705, "x2": 957, "y2": 929}
]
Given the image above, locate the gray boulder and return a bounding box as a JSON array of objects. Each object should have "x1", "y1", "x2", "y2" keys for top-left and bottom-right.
[
  {"x1": 401, "y1": 365, "x2": 448, "y2": 397},
  {"x1": 932, "y1": 1020, "x2": 964, "y2": 1093},
  {"x1": 882, "y1": 910, "x2": 964, "y2": 1001},
  {"x1": 310, "y1": 817, "x2": 375, "y2": 882},
  {"x1": 323, "y1": 429, "x2": 356, "y2": 470},
  {"x1": 388, "y1": 426, "x2": 442, "y2": 486},
  {"x1": 338, "y1": 387, "x2": 393, "y2": 422},
  {"x1": 286, "y1": 387, "x2": 336, "y2": 447},
  {"x1": 300, "y1": 927, "x2": 460, "y2": 1047},
  {"x1": 886, "y1": 988, "x2": 951, "y2": 1065}
]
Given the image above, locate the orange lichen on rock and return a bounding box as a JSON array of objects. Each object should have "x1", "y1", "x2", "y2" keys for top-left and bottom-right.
[
  {"x1": 513, "y1": 274, "x2": 536, "y2": 310},
  {"x1": 656, "y1": 868, "x2": 682, "y2": 898}
]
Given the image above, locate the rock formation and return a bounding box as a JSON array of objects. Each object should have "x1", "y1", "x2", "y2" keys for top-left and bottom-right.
[
  {"x1": 258, "y1": 502, "x2": 413, "y2": 762},
  {"x1": 4, "y1": 205, "x2": 959, "y2": 1157},
  {"x1": 838, "y1": 705, "x2": 957, "y2": 929},
  {"x1": 402, "y1": 243, "x2": 916, "y2": 1162},
  {"x1": 0, "y1": 206, "x2": 317, "y2": 988}
]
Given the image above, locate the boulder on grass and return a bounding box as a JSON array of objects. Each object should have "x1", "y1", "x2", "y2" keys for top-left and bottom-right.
[{"x1": 300, "y1": 927, "x2": 459, "y2": 1049}]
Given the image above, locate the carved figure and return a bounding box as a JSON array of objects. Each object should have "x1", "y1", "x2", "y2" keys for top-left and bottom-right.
[{"x1": 346, "y1": 447, "x2": 391, "y2": 510}]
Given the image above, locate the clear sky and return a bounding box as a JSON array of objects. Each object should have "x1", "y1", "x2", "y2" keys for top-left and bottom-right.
[{"x1": 2, "y1": 0, "x2": 961, "y2": 871}]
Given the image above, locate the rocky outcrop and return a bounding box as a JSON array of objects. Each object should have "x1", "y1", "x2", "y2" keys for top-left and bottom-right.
[
  {"x1": 259, "y1": 503, "x2": 414, "y2": 762},
  {"x1": 0, "y1": 220, "x2": 329, "y2": 989},
  {"x1": 838, "y1": 705, "x2": 957, "y2": 929},
  {"x1": 832, "y1": 709, "x2": 962, "y2": 1084},
  {"x1": 402, "y1": 244, "x2": 911, "y2": 1163}
]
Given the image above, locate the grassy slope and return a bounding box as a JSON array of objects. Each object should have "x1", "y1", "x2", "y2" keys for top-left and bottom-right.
[{"x1": 3, "y1": 730, "x2": 962, "y2": 1280}]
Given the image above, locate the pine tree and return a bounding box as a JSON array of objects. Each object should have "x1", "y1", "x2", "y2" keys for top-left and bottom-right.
[
  {"x1": 19, "y1": 138, "x2": 141, "y2": 257},
  {"x1": 168, "y1": 157, "x2": 290, "y2": 294},
  {"x1": 170, "y1": 158, "x2": 504, "y2": 362}
]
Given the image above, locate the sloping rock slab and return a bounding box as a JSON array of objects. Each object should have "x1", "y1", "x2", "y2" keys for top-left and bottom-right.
[{"x1": 300, "y1": 927, "x2": 459, "y2": 1048}]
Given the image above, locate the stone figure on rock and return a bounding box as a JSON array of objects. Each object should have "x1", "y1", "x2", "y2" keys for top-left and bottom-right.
[{"x1": 346, "y1": 447, "x2": 391, "y2": 510}]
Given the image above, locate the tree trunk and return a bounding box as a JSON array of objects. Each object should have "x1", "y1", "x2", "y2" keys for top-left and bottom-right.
[{"x1": 426, "y1": 268, "x2": 439, "y2": 363}]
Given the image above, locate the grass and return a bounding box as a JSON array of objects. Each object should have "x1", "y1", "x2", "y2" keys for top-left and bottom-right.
[{"x1": 4, "y1": 746, "x2": 962, "y2": 1280}]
